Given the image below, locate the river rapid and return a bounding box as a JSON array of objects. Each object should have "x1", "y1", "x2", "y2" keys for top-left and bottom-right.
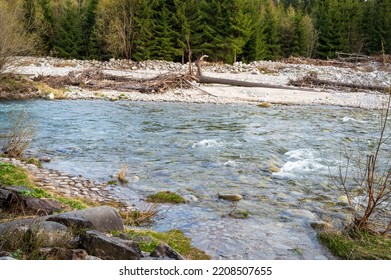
[{"x1": 1, "y1": 100, "x2": 388, "y2": 259}]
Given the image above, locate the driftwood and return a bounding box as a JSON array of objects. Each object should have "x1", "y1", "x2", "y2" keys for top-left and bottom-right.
[
  {"x1": 289, "y1": 74, "x2": 388, "y2": 93},
  {"x1": 194, "y1": 55, "x2": 313, "y2": 92},
  {"x1": 336, "y1": 52, "x2": 369, "y2": 62},
  {"x1": 35, "y1": 70, "x2": 193, "y2": 93}
]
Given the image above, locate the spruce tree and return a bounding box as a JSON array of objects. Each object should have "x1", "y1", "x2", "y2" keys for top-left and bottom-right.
[
  {"x1": 227, "y1": 0, "x2": 255, "y2": 63},
  {"x1": 132, "y1": 0, "x2": 155, "y2": 61},
  {"x1": 150, "y1": 2, "x2": 179, "y2": 61},
  {"x1": 55, "y1": 0, "x2": 83, "y2": 59}
]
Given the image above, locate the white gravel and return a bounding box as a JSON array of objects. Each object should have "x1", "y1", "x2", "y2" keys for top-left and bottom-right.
[{"x1": 6, "y1": 56, "x2": 391, "y2": 109}]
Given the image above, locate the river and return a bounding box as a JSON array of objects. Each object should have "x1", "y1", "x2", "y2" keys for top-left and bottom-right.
[{"x1": 0, "y1": 100, "x2": 387, "y2": 259}]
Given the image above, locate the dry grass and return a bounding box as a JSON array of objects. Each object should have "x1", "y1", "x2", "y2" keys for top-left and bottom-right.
[
  {"x1": 1, "y1": 110, "x2": 35, "y2": 158},
  {"x1": 120, "y1": 203, "x2": 161, "y2": 226},
  {"x1": 118, "y1": 163, "x2": 128, "y2": 183}
]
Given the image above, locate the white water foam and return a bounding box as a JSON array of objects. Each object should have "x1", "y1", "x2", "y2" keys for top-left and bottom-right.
[
  {"x1": 192, "y1": 139, "x2": 222, "y2": 148},
  {"x1": 273, "y1": 148, "x2": 329, "y2": 179},
  {"x1": 342, "y1": 116, "x2": 367, "y2": 123},
  {"x1": 223, "y1": 160, "x2": 238, "y2": 167}
]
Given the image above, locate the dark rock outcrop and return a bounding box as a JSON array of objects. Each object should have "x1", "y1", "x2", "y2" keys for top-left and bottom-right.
[
  {"x1": 48, "y1": 206, "x2": 124, "y2": 232},
  {"x1": 80, "y1": 230, "x2": 142, "y2": 260},
  {"x1": 150, "y1": 242, "x2": 185, "y2": 260},
  {"x1": 0, "y1": 186, "x2": 63, "y2": 215}
]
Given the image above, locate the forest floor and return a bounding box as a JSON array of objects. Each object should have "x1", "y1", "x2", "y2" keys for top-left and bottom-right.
[{"x1": 2, "y1": 56, "x2": 390, "y2": 109}]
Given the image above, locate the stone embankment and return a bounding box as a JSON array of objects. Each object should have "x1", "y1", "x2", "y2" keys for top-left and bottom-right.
[{"x1": 0, "y1": 157, "x2": 124, "y2": 208}]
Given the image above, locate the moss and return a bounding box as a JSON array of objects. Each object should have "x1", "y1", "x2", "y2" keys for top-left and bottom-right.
[
  {"x1": 318, "y1": 231, "x2": 391, "y2": 260},
  {"x1": 122, "y1": 229, "x2": 211, "y2": 260},
  {"x1": 0, "y1": 161, "x2": 91, "y2": 211},
  {"x1": 107, "y1": 180, "x2": 118, "y2": 185},
  {"x1": 146, "y1": 191, "x2": 185, "y2": 204}
]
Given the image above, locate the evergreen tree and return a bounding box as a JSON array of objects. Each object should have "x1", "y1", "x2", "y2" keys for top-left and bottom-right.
[
  {"x1": 262, "y1": 0, "x2": 281, "y2": 60},
  {"x1": 81, "y1": 0, "x2": 99, "y2": 58},
  {"x1": 227, "y1": 0, "x2": 255, "y2": 63},
  {"x1": 55, "y1": 0, "x2": 83, "y2": 58},
  {"x1": 132, "y1": 0, "x2": 155, "y2": 61},
  {"x1": 149, "y1": 2, "x2": 179, "y2": 61}
]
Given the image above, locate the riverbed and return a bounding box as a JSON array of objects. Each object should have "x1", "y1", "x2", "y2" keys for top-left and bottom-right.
[{"x1": 0, "y1": 100, "x2": 387, "y2": 259}]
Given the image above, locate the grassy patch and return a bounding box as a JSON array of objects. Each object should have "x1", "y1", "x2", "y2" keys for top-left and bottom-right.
[
  {"x1": 0, "y1": 74, "x2": 42, "y2": 100},
  {"x1": 318, "y1": 231, "x2": 391, "y2": 260},
  {"x1": 122, "y1": 229, "x2": 210, "y2": 260},
  {"x1": 35, "y1": 82, "x2": 67, "y2": 99},
  {"x1": 0, "y1": 161, "x2": 90, "y2": 211},
  {"x1": 146, "y1": 191, "x2": 185, "y2": 204},
  {"x1": 0, "y1": 161, "x2": 35, "y2": 187}
]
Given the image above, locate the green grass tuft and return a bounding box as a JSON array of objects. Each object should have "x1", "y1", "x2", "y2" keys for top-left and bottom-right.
[
  {"x1": 123, "y1": 229, "x2": 210, "y2": 260},
  {"x1": 318, "y1": 231, "x2": 391, "y2": 260},
  {"x1": 146, "y1": 191, "x2": 185, "y2": 204}
]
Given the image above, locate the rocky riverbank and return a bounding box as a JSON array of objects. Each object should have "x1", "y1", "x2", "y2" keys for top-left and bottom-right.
[
  {"x1": 0, "y1": 157, "x2": 209, "y2": 260},
  {"x1": 2, "y1": 56, "x2": 390, "y2": 109},
  {"x1": 0, "y1": 157, "x2": 121, "y2": 207}
]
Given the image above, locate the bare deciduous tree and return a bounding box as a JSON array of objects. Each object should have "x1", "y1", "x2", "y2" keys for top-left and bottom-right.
[{"x1": 0, "y1": 0, "x2": 36, "y2": 72}]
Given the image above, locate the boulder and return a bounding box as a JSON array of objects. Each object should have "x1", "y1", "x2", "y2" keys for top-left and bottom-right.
[
  {"x1": 29, "y1": 221, "x2": 71, "y2": 247},
  {"x1": 22, "y1": 197, "x2": 63, "y2": 215},
  {"x1": 150, "y1": 242, "x2": 185, "y2": 260},
  {"x1": 48, "y1": 206, "x2": 124, "y2": 232},
  {"x1": 80, "y1": 230, "x2": 142, "y2": 260},
  {"x1": 40, "y1": 247, "x2": 88, "y2": 260},
  {"x1": 0, "y1": 186, "x2": 63, "y2": 215},
  {"x1": 0, "y1": 217, "x2": 41, "y2": 236}
]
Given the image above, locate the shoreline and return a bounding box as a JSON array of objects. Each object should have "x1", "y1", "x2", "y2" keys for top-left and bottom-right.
[{"x1": 1, "y1": 56, "x2": 389, "y2": 110}]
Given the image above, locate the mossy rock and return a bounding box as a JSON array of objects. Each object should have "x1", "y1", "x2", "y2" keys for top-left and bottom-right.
[
  {"x1": 122, "y1": 229, "x2": 210, "y2": 260},
  {"x1": 146, "y1": 191, "x2": 185, "y2": 204}
]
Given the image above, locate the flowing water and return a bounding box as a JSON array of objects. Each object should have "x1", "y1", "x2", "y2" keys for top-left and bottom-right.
[{"x1": 0, "y1": 100, "x2": 388, "y2": 259}]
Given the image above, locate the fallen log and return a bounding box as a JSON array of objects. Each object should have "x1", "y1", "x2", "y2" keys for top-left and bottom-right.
[
  {"x1": 289, "y1": 75, "x2": 389, "y2": 93},
  {"x1": 194, "y1": 55, "x2": 315, "y2": 92},
  {"x1": 197, "y1": 75, "x2": 295, "y2": 89}
]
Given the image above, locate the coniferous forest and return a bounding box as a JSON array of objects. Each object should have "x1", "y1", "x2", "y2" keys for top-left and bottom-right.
[{"x1": 8, "y1": 0, "x2": 391, "y2": 63}]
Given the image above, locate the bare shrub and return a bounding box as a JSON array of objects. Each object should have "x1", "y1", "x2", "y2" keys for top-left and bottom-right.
[
  {"x1": 0, "y1": 0, "x2": 36, "y2": 72},
  {"x1": 333, "y1": 89, "x2": 391, "y2": 235},
  {"x1": 120, "y1": 203, "x2": 161, "y2": 227},
  {"x1": 1, "y1": 110, "x2": 35, "y2": 158}
]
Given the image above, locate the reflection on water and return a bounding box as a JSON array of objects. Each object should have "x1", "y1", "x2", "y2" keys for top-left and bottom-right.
[{"x1": 0, "y1": 100, "x2": 386, "y2": 259}]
